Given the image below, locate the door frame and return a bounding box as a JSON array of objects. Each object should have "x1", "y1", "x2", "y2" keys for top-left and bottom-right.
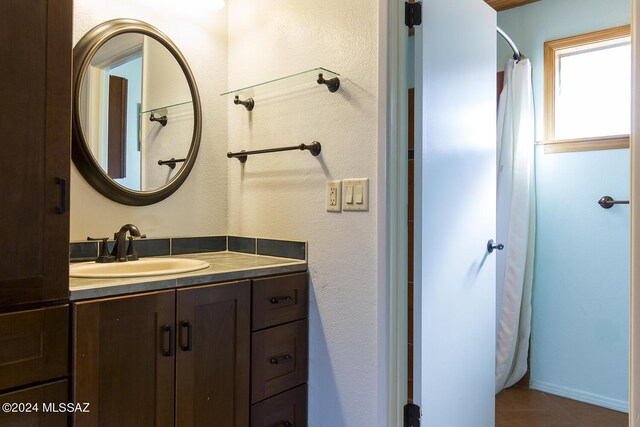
[
  {"x1": 384, "y1": 0, "x2": 409, "y2": 425},
  {"x1": 630, "y1": 0, "x2": 639, "y2": 424},
  {"x1": 386, "y1": 0, "x2": 640, "y2": 425}
]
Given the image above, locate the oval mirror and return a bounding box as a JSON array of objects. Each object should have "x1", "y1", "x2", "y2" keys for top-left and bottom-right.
[{"x1": 72, "y1": 19, "x2": 202, "y2": 205}]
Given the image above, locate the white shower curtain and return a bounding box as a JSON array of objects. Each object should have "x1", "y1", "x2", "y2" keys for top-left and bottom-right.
[{"x1": 495, "y1": 58, "x2": 536, "y2": 393}]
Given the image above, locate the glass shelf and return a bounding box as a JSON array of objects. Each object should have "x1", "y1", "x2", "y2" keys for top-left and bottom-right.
[
  {"x1": 221, "y1": 67, "x2": 340, "y2": 98},
  {"x1": 140, "y1": 100, "x2": 192, "y2": 115}
]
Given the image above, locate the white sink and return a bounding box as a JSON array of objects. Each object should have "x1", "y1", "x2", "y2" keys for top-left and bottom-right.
[{"x1": 70, "y1": 258, "x2": 210, "y2": 278}]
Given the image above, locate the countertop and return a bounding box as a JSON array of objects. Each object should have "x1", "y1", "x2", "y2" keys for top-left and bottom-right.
[{"x1": 69, "y1": 251, "x2": 307, "y2": 301}]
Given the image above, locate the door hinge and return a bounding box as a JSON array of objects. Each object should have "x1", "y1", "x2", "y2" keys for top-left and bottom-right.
[
  {"x1": 405, "y1": 1, "x2": 422, "y2": 29},
  {"x1": 404, "y1": 402, "x2": 421, "y2": 427}
]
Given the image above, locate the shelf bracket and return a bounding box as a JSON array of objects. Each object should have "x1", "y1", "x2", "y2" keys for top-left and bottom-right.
[
  {"x1": 149, "y1": 113, "x2": 168, "y2": 127},
  {"x1": 317, "y1": 73, "x2": 340, "y2": 92},
  {"x1": 234, "y1": 95, "x2": 255, "y2": 111}
]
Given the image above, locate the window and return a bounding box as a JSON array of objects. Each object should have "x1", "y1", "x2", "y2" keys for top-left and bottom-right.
[{"x1": 544, "y1": 26, "x2": 630, "y2": 153}]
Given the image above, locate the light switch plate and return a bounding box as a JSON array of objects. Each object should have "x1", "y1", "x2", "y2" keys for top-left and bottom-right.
[
  {"x1": 342, "y1": 178, "x2": 369, "y2": 211},
  {"x1": 326, "y1": 180, "x2": 342, "y2": 212}
]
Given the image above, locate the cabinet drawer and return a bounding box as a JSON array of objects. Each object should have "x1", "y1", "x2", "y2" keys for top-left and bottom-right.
[
  {"x1": 251, "y1": 319, "x2": 308, "y2": 403},
  {"x1": 252, "y1": 273, "x2": 308, "y2": 331},
  {"x1": 0, "y1": 305, "x2": 68, "y2": 391},
  {"x1": 251, "y1": 384, "x2": 307, "y2": 427},
  {"x1": 0, "y1": 380, "x2": 68, "y2": 427}
]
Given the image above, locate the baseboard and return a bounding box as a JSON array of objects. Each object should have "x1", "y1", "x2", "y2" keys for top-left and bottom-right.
[{"x1": 529, "y1": 380, "x2": 629, "y2": 413}]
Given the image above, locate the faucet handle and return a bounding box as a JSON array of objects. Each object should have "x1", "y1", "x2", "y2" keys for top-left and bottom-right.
[
  {"x1": 87, "y1": 237, "x2": 115, "y2": 263},
  {"x1": 126, "y1": 236, "x2": 142, "y2": 261}
]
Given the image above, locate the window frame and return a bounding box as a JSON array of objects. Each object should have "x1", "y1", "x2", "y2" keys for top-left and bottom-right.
[{"x1": 543, "y1": 25, "x2": 631, "y2": 153}]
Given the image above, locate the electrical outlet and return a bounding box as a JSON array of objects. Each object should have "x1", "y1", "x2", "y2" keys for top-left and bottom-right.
[{"x1": 326, "y1": 180, "x2": 342, "y2": 212}]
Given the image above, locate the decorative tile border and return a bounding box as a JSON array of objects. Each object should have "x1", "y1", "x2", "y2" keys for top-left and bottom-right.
[
  {"x1": 257, "y1": 238, "x2": 306, "y2": 260},
  {"x1": 172, "y1": 236, "x2": 226, "y2": 255},
  {"x1": 228, "y1": 236, "x2": 256, "y2": 254},
  {"x1": 133, "y1": 238, "x2": 171, "y2": 257},
  {"x1": 70, "y1": 235, "x2": 307, "y2": 262},
  {"x1": 69, "y1": 241, "x2": 98, "y2": 261}
]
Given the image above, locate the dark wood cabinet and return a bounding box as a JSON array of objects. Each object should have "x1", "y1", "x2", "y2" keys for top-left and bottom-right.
[
  {"x1": 72, "y1": 281, "x2": 252, "y2": 427},
  {"x1": 251, "y1": 320, "x2": 308, "y2": 404},
  {"x1": 252, "y1": 273, "x2": 308, "y2": 331},
  {"x1": 176, "y1": 281, "x2": 250, "y2": 426},
  {"x1": 71, "y1": 273, "x2": 308, "y2": 426},
  {"x1": 0, "y1": 306, "x2": 68, "y2": 391},
  {"x1": 0, "y1": 380, "x2": 68, "y2": 427},
  {"x1": 250, "y1": 273, "x2": 309, "y2": 426},
  {"x1": 72, "y1": 291, "x2": 176, "y2": 427},
  {"x1": 250, "y1": 385, "x2": 307, "y2": 427},
  {"x1": 0, "y1": 0, "x2": 72, "y2": 308}
]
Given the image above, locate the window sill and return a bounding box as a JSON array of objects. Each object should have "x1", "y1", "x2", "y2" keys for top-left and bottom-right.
[{"x1": 539, "y1": 135, "x2": 630, "y2": 154}]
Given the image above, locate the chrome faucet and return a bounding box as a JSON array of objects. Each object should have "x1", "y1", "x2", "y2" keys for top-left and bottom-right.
[{"x1": 111, "y1": 224, "x2": 145, "y2": 262}]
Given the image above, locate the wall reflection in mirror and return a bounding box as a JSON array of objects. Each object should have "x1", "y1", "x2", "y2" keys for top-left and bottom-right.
[{"x1": 78, "y1": 33, "x2": 194, "y2": 192}]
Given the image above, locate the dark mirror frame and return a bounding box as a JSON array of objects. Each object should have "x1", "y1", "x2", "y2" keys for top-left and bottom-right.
[{"x1": 72, "y1": 19, "x2": 202, "y2": 206}]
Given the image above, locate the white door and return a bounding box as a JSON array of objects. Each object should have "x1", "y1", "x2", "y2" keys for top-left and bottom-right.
[{"x1": 413, "y1": 0, "x2": 497, "y2": 425}]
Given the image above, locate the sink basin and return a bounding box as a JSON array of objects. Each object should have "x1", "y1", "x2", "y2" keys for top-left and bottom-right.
[{"x1": 70, "y1": 258, "x2": 210, "y2": 278}]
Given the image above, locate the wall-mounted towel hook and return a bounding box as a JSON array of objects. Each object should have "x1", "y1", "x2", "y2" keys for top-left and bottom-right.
[{"x1": 234, "y1": 95, "x2": 255, "y2": 111}]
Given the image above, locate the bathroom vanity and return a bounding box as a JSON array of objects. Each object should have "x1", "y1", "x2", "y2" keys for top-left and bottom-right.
[
  {"x1": 1, "y1": 5, "x2": 314, "y2": 424},
  {"x1": 70, "y1": 252, "x2": 309, "y2": 427}
]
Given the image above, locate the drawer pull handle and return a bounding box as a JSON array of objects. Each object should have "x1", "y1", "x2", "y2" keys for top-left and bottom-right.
[
  {"x1": 55, "y1": 177, "x2": 67, "y2": 214},
  {"x1": 180, "y1": 321, "x2": 192, "y2": 351},
  {"x1": 283, "y1": 422, "x2": 294, "y2": 427},
  {"x1": 270, "y1": 354, "x2": 294, "y2": 365},
  {"x1": 270, "y1": 296, "x2": 293, "y2": 305},
  {"x1": 162, "y1": 324, "x2": 174, "y2": 357}
]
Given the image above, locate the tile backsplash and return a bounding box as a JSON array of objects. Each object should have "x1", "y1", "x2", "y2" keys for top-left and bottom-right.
[{"x1": 70, "y1": 235, "x2": 307, "y2": 262}]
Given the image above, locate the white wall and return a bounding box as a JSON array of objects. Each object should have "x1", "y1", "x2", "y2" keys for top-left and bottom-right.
[
  {"x1": 227, "y1": 1, "x2": 382, "y2": 425},
  {"x1": 141, "y1": 36, "x2": 192, "y2": 190},
  {"x1": 71, "y1": 0, "x2": 228, "y2": 240}
]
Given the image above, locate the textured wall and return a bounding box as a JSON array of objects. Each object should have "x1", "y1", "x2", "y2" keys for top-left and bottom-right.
[
  {"x1": 498, "y1": 0, "x2": 630, "y2": 410},
  {"x1": 71, "y1": 0, "x2": 228, "y2": 240},
  {"x1": 227, "y1": 1, "x2": 382, "y2": 425}
]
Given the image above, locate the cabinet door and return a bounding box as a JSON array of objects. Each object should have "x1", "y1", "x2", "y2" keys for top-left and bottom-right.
[
  {"x1": 176, "y1": 281, "x2": 251, "y2": 427},
  {"x1": 72, "y1": 291, "x2": 175, "y2": 427},
  {"x1": 0, "y1": 380, "x2": 68, "y2": 427},
  {"x1": 0, "y1": 0, "x2": 71, "y2": 307},
  {"x1": 0, "y1": 305, "x2": 68, "y2": 392}
]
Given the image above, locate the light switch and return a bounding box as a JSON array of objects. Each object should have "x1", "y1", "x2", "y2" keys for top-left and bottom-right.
[
  {"x1": 355, "y1": 185, "x2": 363, "y2": 204},
  {"x1": 346, "y1": 185, "x2": 354, "y2": 204},
  {"x1": 342, "y1": 178, "x2": 369, "y2": 211}
]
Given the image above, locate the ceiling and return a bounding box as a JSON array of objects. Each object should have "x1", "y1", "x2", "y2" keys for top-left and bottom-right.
[{"x1": 485, "y1": 0, "x2": 541, "y2": 12}]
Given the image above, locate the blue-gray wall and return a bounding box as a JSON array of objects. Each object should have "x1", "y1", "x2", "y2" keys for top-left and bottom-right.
[{"x1": 499, "y1": 0, "x2": 630, "y2": 411}]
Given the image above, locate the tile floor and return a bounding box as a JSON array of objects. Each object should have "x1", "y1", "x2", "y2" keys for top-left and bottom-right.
[{"x1": 496, "y1": 387, "x2": 628, "y2": 427}]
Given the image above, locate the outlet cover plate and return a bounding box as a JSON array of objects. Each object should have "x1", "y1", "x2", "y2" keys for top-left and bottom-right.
[
  {"x1": 342, "y1": 178, "x2": 369, "y2": 211},
  {"x1": 326, "y1": 180, "x2": 342, "y2": 212}
]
